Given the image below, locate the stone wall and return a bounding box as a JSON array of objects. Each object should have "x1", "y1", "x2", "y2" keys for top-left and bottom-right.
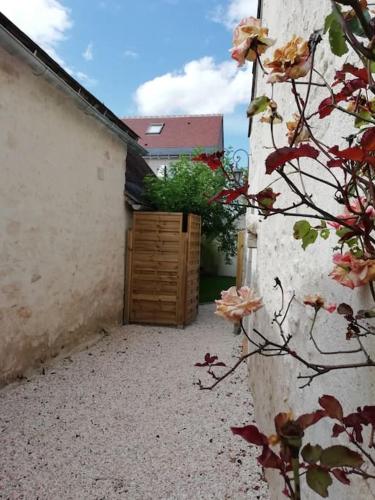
[
  {"x1": 0, "y1": 44, "x2": 131, "y2": 383},
  {"x1": 247, "y1": 1, "x2": 375, "y2": 498}
]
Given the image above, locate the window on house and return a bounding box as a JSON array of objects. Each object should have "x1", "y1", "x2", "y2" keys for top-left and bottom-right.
[{"x1": 146, "y1": 123, "x2": 164, "y2": 134}]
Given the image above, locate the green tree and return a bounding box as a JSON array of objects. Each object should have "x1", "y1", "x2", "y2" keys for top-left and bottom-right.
[{"x1": 143, "y1": 156, "x2": 245, "y2": 262}]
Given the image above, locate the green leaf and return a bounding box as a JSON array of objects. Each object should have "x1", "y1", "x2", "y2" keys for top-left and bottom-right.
[
  {"x1": 355, "y1": 110, "x2": 373, "y2": 129},
  {"x1": 351, "y1": 246, "x2": 364, "y2": 258},
  {"x1": 320, "y1": 445, "x2": 364, "y2": 468},
  {"x1": 356, "y1": 307, "x2": 375, "y2": 319},
  {"x1": 347, "y1": 16, "x2": 364, "y2": 37},
  {"x1": 347, "y1": 8, "x2": 371, "y2": 37},
  {"x1": 324, "y1": 11, "x2": 337, "y2": 34},
  {"x1": 346, "y1": 237, "x2": 359, "y2": 248},
  {"x1": 293, "y1": 220, "x2": 311, "y2": 240},
  {"x1": 320, "y1": 228, "x2": 330, "y2": 240},
  {"x1": 328, "y1": 19, "x2": 349, "y2": 57},
  {"x1": 247, "y1": 96, "x2": 271, "y2": 118},
  {"x1": 302, "y1": 444, "x2": 323, "y2": 464},
  {"x1": 306, "y1": 466, "x2": 332, "y2": 498},
  {"x1": 302, "y1": 229, "x2": 318, "y2": 250},
  {"x1": 336, "y1": 226, "x2": 352, "y2": 239}
]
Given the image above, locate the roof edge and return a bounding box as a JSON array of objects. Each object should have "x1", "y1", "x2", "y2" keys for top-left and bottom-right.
[{"x1": 123, "y1": 114, "x2": 223, "y2": 119}]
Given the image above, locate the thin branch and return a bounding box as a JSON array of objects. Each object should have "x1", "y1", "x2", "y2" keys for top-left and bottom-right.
[{"x1": 197, "y1": 348, "x2": 264, "y2": 390}]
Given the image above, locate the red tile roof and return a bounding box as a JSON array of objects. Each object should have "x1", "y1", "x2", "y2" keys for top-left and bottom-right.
[{"x1": 122, "y1": 114, "x2": 223, "y2": 153}]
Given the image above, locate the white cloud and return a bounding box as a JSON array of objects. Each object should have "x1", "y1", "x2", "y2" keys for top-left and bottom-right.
[
  {"x1": 82, "y1": 42, "x2": 94, "y2": 61},
  {"x1": 0, "y1": 0, "x2": 72, "y2": 55},
  {"x1": 211, "y1": 0, "x2": 258, "y2": 29},
  {"x1": 123, "y1": 49, "x2": 139, "y2": 59},
  {"x1": 134, "y1": 56, "x2": 251, "y2": 115},
  {"x1": 0, "y1": 1, "x2": 98, "y2": 87}
]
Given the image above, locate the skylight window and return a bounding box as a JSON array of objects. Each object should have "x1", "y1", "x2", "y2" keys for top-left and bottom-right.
[{"x1": 146, "y1": 123, "x2": 164, "y2": 134}]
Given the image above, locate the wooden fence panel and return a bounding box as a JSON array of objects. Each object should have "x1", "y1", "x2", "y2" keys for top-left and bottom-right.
[
  {"x1": 236, "y1": 230, "x2": 245, "y2": 288},
  {"x1": 128, "y1": 213, "x2": 183, "y2": 326},
  {"x1": 184, "y1": 214, "x2": 201, "y2": 325},
  {"x1": 126, "y1": 212, "x2": 201, "y2": 327}
]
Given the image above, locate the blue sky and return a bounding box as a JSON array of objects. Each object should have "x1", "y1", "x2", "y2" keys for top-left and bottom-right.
[{"x1": 0, "y1": 0, "x2": 258, "y2": 154}]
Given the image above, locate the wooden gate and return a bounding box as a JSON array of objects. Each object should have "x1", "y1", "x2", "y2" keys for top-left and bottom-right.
[{"x1": 124, "y1": 212, "x2": 201, "y2": 327}]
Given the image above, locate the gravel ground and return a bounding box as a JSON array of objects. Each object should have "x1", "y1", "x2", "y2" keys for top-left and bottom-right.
[{"x1": 0, "y1": 304, "x2": 269, "y2": 500}]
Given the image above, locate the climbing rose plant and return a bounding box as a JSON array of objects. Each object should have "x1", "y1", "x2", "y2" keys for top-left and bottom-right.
[{"x1": 195, "y1": 2, "x2": 375, "y2": 498}]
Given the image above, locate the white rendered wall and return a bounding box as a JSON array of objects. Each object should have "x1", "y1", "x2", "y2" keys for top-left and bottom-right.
[
  {"x1": 247, "y1": 1, "x2": 375, "y2": 498},
  {"x1": 0, "y1": 45, "x2": 130, "y2": 383}
]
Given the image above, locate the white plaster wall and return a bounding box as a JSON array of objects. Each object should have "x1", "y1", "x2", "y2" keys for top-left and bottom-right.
[
  {"x1": 0, "y1": 45, "x2": 130, "y2": 383},
  {"x1": 216, "y1": 249, "x2": 236, "y2": 277},
  {"x1": 247, "y1": 1, "x2": 375, "y2": 498},
  {"x1": 144, "y1": 157, "x2": 175, "y2": 176},
  {"x1": 216, "y1": 214, "x2": 246, "y2": 277}
]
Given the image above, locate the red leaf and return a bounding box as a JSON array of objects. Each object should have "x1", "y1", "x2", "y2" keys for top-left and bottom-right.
[
  {"x1": 330, "y1": 145, "x2": 375, "y2": 167},
  {"x1": 318, "y1": 97, "x2": 336, "y2": 119},
  {"x1": 210, "y1": 184, "x2": 248, "y2": 204},
  {"x1": 361, "y1": 128, "x2": 375, "y2": 151},
  {"x1": 297, "y1": 410, "x2": 326, "y2": 430},
  {"x1": 331, "y1": 468, "x2": 350, "y2": 485},
  {"x1": 258, "y1": 445, "x2": 284, "y2": 470},
  {"x1": 265, "y1": 144, "x2": 320, "y2": 174},
  {"x1": 194, "y1": 362, "x2": 208, "y2": 367},
  {"x1": 334, "y1": 64, "x2": 368, "y2": 85},
  {"x1": 204, "y1": 353, "x2": 218, "y2": 364},
  {"x1": 319, "y1": 77, "x2": 367, "y2": 118},
  {"x1": 193, "y1": 151, "x2": 224, "y2": 170},
  {"x1": 329, "y1": 145, "x2": 365, "y2": 162},
  {"x1": 327, "y1": 159, "x2": 344, "y2": 168},
  {"x1": 319, "y1": 395, "x2": 344, "y2": 421},
  {"x1": 318, "y1": 89, "x2": 350, "y2": 119},
  {"x1": 212, "y1": 361, "x2": 226, "y2": 367},
  {"x1": 274, "y1": 412, "x2": 293, "y2": 434},
  {"x1": 231, "y1": 425, "x2": 268, "y2": 446},
  {"x1": 361, "y1": 406, "x2": 375, "y2": 425},
  {"x1": 341, "y1": 78, "x2": 368, "y2": 98},
  {"x1": 332, "y1": 423, "x2": 345, "y2": 438},
  {"x1": 343, "y1": 413, "x2": 364, "y2": 443}
]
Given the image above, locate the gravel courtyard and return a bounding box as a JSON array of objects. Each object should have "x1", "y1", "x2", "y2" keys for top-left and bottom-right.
[{"x1": 0, "y1": 304, "x2": 269, "y2": 500}]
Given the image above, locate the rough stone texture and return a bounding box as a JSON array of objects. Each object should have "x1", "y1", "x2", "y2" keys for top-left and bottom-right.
[
  {"x1": 0, "y1": 44, "x2": 131, "y2": 383},
  {"x1": 0, "y1": 305, "x2": 269, "y2": 500},
  {"x1": 247, "y1": 1, "x2": 375, "y2": 499}
]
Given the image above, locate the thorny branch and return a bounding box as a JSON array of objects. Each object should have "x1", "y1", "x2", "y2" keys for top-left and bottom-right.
[{"x1": 196, "y1": 280, "x2": 375, "y2": 391}]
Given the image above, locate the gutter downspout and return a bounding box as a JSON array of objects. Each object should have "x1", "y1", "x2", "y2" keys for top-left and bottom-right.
[
  {"x1": 248, "y1": 0, "x2": 263, "y2": 139},
  {"x1": 245, "y1": 0, "x2": 263, "y2": 290}
]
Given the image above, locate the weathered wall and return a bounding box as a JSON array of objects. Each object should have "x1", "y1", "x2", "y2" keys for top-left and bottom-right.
[
  {"x1": 0, "y1": 44, "x2": 130, "y2": 383},
  {"x1": 247, "y1": 1, "x2": 375, "y2": 498}
]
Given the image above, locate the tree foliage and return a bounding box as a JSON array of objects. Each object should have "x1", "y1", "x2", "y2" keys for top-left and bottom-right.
[{"x1": 143, "y1": 156, "x2": 245, "y2": 262}]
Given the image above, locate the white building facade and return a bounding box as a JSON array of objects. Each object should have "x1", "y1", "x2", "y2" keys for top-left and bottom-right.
[{"x1": 247, "y1": 1, "x2": 375, "y2": 498}]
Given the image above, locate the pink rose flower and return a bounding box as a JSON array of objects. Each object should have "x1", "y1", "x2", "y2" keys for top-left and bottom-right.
[
  {"x1": 230, "y1": 17, "x2": 274, "y2": 67},
  {"x1": 328, "y1": 197, "x2": 375, "y2": 230},
  {"x1": 215, "y1": 286, "x2": 263, "y2": 322},
  {"x1": 303, "y1": 294, "x2": 336, "y2": 313},
  {"x1": 265, "y1": 36, "x2": 311, "y2": 83},
  {"x1": 329, "y1": 252, "x2": 375, "y2": 289}
]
